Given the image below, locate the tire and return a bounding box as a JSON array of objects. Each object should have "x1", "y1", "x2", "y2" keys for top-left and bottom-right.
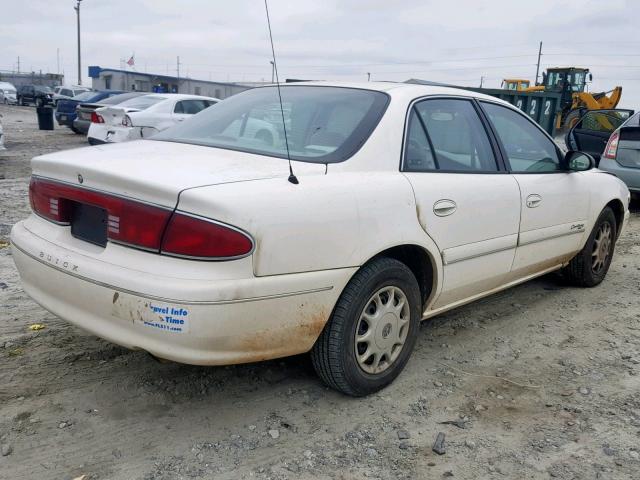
[
  {"x1": 563, "y1": 109, "x2": 582, "y2": 131},
  {"x1": 71, "y1": 126, "x2": 81, "y2": 134},
  {"x1": 563, "y1": 207, "x2": 617, "y2": 287},
  {"x1": 311, "y1": 257, "x2": 421, "y2": 396}
]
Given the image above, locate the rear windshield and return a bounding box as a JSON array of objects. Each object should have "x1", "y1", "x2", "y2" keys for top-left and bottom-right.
[
  {"x1": 117, "y1": 95, "x2": 166, "y2": 110},
  {"x1": 153, "y1": 86, "x2": 390, "y2": 163},
  {"x1": 72, "y1": 91, "x2": 98, "y2": 101},
  {"x1": 100, "y1": 92, "x2": 146, "y2": 105}
]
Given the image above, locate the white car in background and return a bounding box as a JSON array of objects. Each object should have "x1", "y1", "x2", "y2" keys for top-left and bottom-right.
[
  {"x1": 87, "y1": 94, "x2": 218, "y2": 145},
  {"x1": 11, "y1": 83, "x2": 630, "y2": 396},
  {"x1": 0, "y1": 82, "x2": 17, "y2": 104},
  {"x1": 52, "y1": 85, "x2": 92, "y2": 106}
]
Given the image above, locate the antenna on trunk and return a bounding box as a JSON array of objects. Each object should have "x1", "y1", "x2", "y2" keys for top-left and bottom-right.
[{"x1": 264, "y1": 0, "x2": 298, "y2": 185}]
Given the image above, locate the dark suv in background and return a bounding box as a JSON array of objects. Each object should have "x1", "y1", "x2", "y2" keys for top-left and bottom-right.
[{"x1": 17, "y1": 85, "x2": 54, "y2": 107}]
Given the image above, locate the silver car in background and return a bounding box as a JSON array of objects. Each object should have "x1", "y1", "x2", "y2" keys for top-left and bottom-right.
[
  {"x1": 600, "y1": 111, "x2": 640, "y2": 196},
  {"x1": 0, "y1": 82, "x2": 17, "y2": 105}
]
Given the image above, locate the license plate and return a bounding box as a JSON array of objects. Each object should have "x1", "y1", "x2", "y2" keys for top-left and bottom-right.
[
  {"x1": 70, "y1": 203, "x2": 108, "y2": 247},
  {"x1": 60, "y1": 115, "x2": 67, "y2": 121}
]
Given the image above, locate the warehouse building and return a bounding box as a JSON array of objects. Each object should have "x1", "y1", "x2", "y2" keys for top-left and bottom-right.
[
  {"x1": 0, "y1": 70, "x2": 64, "y2": 88},
  {"x1": 88, "y1": 66, "x2": 259, "y2": 99}
]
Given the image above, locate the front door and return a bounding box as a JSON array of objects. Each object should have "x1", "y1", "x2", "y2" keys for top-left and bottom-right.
[
  {"x1": 480, "y1": 101, "x2": 590, "y2": 276},
  {"x1": 566, "y1": 109, "x2": 633, "y2": 161},
  {"x1": 402, "y1": 98, "x2": 522, "y2": 309}
]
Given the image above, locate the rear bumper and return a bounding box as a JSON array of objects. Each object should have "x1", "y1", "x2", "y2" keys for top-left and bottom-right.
[
  {"x1": 73, "y1": 118, "x2": 91, "y2": 134},
  {"x1": 55, "y1": 112, "x2": 76, "y2": 127},
  {"x1": 10, "y1": 220, "x2": 353, "y2": 365}
]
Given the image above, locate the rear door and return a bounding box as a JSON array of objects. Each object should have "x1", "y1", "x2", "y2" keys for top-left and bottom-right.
[
  {"x1": 480, "y1": 101, "x2": 590, "y2": 276},
  {"x1": 402, "y1": 97, "x2": 522, "y2": 309},
  {"x1": 566, "y1": 109, "x2": 633, "y2": 161}
]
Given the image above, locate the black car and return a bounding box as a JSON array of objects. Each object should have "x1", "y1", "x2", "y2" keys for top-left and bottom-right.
[
  {"x1": 17, "y1": 85, "x2": 54, "y2": 107},
  {"x1": 73, "y1": 92, "x2": 147, "y2": 135}
]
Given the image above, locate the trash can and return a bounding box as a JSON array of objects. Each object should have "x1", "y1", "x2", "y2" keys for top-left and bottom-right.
[{"x1": 36, "y1": 107, "x2": 54, "y2": 131}]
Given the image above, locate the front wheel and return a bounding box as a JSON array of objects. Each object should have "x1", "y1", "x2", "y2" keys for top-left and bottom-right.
[
  {"x1": 311, "y1": 257, "x2": 421, "y2": 396},
  {"x1": 563, "y1": 207, "x2": 617, "y2": 287}
]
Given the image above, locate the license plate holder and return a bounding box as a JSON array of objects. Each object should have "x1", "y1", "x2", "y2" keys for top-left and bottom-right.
[{"x1": 70, "y1": 203, "x2": 108, "y2": 247}]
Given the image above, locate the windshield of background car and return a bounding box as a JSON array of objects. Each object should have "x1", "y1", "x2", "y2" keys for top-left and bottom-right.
[
  {"x1": 153, "y1": 86, "x2": 390, "y2": 163},
  {"x1": 116, "y1": 95, "x2": 166, "y2": 110}
]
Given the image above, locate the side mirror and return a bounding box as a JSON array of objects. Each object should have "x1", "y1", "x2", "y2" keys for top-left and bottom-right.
[
  {"x1": 565, "y1": 150, "x2": 595, "y2": 171},
  {"x1": 588, "y1": 73, "x2": 593, "y2": 82}
]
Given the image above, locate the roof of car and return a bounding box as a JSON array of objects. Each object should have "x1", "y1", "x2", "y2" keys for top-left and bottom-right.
[{"x1": 276, "y1": 81, "x2": 510, "y2": 105}]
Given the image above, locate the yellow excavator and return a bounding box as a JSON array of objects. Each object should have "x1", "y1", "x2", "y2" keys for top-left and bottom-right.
[{"x1": 501, "y1": 67, "x2": 622, "y2": 130}]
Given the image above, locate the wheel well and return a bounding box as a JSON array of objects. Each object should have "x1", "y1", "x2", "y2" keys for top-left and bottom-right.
[
  {"x1": 605, "y1": 199, "x2": 625, "y2": 239},
  {"x1": 370, "y1": 245, "x2": 435, "y2": 309}
]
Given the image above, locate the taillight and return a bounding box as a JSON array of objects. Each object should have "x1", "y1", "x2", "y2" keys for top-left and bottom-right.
[
  {"x1": 28, "y1": 177, "x2": 254, "y2": 259},
  {"x1": 161, "y1": 213, "x2": 253, "y2": 259},
  {"x1": 122, "y1": 115, "x2": 133, "y2": 127},
  {"x1": 29, "y1": 177, "x2": 172, "y2": 250},
  {"x1": 603, "y1": 130, "x2": 620, "y2": 160},
  {"x1": 91, "y1": 112, "x2": 104, "y2": 123}
]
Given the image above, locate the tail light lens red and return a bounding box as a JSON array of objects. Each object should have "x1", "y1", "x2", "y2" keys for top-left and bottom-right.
[
  {"x1": 28, "y1": 177, "x2": 253, "y2": 259},
  {"x1": 161, "y1": 213, "x2": 253, "y2": 259},
  {"x1": 91, "y1": 112, "x2": 105, "y2": 123},
  {"x1": 603, "y1": 130, "x2": 619, "y2": 160}
]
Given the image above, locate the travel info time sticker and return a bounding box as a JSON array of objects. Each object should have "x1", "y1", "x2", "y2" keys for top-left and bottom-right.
[{"x1": 111, "y1": 291, "x2": 190, "y2": 334}]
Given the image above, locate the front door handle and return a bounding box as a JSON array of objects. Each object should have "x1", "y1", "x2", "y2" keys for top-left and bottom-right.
[
  {"x1": 526, "y1": 194, "x2": 542, "y2": 208},
  {"x1": 433, "y1": 199, "x2": 457, "y2": 217}
]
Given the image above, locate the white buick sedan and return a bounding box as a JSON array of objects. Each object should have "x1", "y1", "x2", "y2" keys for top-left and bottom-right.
[{"x1": 11, "y1": 83, "x2": 630, "y2": 396}]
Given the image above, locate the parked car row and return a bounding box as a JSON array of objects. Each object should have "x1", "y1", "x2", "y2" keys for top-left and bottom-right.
[{"x1": 53, "y1": 90, "x2": 219, "y2": 143}]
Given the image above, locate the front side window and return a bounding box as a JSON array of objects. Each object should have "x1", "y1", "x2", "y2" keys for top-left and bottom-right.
[
  {"x1": 403, "y1": 99, "x2": 498, "y2": 172},
  {"x1": 153, "y1": 86, "x2": 389, "y2": 163},
  {"x1": 482, "y1": 102, "x2": 561, "y2": 173}
]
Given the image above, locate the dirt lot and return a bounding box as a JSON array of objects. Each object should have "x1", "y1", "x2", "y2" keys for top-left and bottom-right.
[{"x1": 1, "y1": 104, "x2": 639, "y2": 480}]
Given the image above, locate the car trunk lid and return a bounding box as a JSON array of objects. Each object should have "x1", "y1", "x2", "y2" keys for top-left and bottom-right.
[
  {"x1": 97, "y1": 106, "x2": 140, "y2": 127},
  {"x1": 31, "y1": 139, "x2": 326, "y2": 208}
]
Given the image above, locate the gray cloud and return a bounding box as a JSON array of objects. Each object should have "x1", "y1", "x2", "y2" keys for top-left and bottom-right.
[{"x1": 1, "y1": 0, "x2": 638, "y2": 107}]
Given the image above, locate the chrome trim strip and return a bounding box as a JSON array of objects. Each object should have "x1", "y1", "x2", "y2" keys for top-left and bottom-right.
[
  {"x1": 444, "y1": 244, "x2": 515, "y2": 265},
  {"x1": 518, "y1": 228, "x2": 583, "y2": 247},
  {"x1": 12, "y1": 241, "x2": 333, "y2": 306}
]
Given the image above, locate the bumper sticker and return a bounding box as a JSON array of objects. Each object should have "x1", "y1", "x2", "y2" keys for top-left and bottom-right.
[{"x1": 112, "y1": 291, "x2": 190, "y2": 334}]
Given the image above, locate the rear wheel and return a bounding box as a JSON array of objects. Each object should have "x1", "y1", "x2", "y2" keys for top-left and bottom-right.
[
  {"x1": 563, "y1": 207, "x2": 616, "y2": 287},
  {"x1": 311, "y1": 257, "x2": 421, "y2": 396},
  {"x1": 563, "y1": 109, "x2": 582, "y2": 131}
]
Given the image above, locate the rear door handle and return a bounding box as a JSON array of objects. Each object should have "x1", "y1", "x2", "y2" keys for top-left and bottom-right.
[
  {"x1": 526, "y1": 194, "x2": 542, "y2": 208},
  {"x1": 433, "y1": 199, "x2": 457, "y2": 217}
]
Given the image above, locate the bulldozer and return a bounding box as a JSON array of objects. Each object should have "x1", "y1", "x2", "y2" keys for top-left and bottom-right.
[{"x1": 501, "y1": 67, "x2": 622, "y2": 130}]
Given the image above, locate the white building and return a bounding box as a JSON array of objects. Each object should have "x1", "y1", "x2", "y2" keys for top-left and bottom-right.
[{"x1": 88, "y1": 66, "x2": 260, "y2": 99}]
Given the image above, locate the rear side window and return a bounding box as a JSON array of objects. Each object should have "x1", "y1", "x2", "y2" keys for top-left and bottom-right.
[
  {"x1": 403, "y1": 99, "x2": 498, "y2": 172},
  {"x1": 482, "y1": 102, "x2": 561, "y2": 173},
  {"x1": 174, "y1": 99, "x2": 215, "y2": 114}
]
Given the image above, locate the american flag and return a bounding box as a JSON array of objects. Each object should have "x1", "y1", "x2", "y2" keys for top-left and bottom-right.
[{"x1": 126, "y1": 55, "x2": 135, "y2": 67}]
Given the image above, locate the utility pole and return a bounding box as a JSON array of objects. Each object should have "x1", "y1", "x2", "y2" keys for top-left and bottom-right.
[
  {"x1": 270, "y1": 61, "x2": 275, "y2": 83},
  {"x1": 535, "y1": 41, "x2": 543, "y2": 86},
  {"x1": 480, "y1": 76, "x2": 484, "y2": 88},
  {"x1": 56, "y1": 48, "x2": 60, "y2": 74},
  {"x1": 367, "y1": 72, "x2": 371, "y2": 82},
  {"x1": 17, "y1": 56, "x2": 20, "y2": 74},
  {"x1": 74, "y1": 0, "x2": 83, "y2": 85}
]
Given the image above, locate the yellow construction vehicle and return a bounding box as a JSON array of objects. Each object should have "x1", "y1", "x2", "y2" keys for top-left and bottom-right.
[{"x1": 501, "y1": 67, "x2": 622, "y2": 130}]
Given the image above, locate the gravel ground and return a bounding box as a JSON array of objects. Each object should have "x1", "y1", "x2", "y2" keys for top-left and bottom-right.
[{"x1": 1, "y1": 104, "x2": 639, "y2": 480}]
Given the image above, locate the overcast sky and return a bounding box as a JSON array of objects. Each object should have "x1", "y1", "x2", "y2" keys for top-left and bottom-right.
[{"x1": 1, "y1": 0, "x2": 639, "y2": 107}]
